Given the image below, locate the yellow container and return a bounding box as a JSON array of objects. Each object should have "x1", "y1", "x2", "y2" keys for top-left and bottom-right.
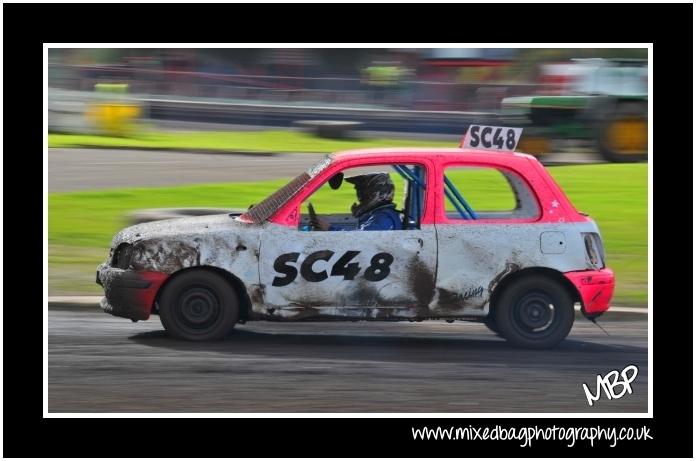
[{"x1": 86, "y1": 83, "x2": 142, "y2": 136}]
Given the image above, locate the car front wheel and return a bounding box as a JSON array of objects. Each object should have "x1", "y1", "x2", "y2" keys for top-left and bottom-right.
[
  {"x1": 159, "y1": 270, "x2": 239, "y2": 341},
  {"x1": 494, "y1": 275, "x2": 574, "y2": 349}
]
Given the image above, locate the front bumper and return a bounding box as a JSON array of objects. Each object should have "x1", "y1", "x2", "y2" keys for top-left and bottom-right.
[
  {"x1": 96, "y1": 264, "x2": 168, "y2": 321},
  {"x1": 564, "y1": 268, "x2": 615, "y2": 317}
]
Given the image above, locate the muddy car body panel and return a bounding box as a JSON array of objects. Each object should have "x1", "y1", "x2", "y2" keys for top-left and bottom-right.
[
  {"x1": 257, "y1": 223, "x2": 437, "y2": 320},
  {"x1": 98, "y1": 146, "x2": 614, "y2": 326},
  {"x1": 97, "y1": 214, "x2": 263, "y2": 320}
]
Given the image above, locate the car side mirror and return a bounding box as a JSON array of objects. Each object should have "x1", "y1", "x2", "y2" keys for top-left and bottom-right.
[{"x1": 328, "y1": 172, "x2": 344, "y2": 190}]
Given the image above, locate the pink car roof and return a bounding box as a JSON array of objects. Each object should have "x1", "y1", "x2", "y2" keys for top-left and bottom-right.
[{"x1": 255, "y1": 147, "x2": 586, "y2": 227}]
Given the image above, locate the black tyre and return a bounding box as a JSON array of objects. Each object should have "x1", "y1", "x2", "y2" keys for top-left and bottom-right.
[
  {"x1": 483, "y1": 316, "x2": 501, "y2": 335},
  {"x1": 159, "y1": 270, "x2": 239, "y2": 341},
  {"x1": 596, "y1": 102, "x2": 648, "y2": 163},
  {"x1": 494, "y1": 275, "x2": 574, "y2": 349}
]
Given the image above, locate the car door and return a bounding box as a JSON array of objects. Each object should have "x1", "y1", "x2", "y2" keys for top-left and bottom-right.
[
  {"x1": 259, "y1": 225, "x2": 436, "y2": 313},
  {"x1": 432, "y1": 163, "x2": 543, "y2": 316},
  {"x1": 258, "y1": 163, "x2": 437, "y2": 318}
]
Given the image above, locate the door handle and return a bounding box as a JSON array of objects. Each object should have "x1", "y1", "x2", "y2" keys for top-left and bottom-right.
[{"x1": 402, "y1": 237, "x2": 424, "y2": 251}]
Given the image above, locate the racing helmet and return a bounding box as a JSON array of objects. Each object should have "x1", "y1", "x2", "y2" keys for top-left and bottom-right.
[{"x1": 345, "y1": 172, "x2": 395, "y2": 217}]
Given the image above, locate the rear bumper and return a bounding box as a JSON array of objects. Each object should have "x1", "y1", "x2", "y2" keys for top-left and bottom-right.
[
  {"x1": 96, "y1": 265, "x2": 168, "y2": 321},
  {"x1": 564, "y1": 268, "x2": 615, "y2": 317}
]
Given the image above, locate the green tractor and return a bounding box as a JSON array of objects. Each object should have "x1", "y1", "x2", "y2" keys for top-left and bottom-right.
[{"x1": 502, "y1": 59, "x2": 647, "y2": 162}]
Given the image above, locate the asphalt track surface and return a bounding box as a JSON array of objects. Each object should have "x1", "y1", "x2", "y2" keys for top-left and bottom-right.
[
  {"x1": 48, "y1": 308, "x2": 648, "y2": 413},
  {"x1": 48, "y1": 148, "x2": 322, "y2": 192}
]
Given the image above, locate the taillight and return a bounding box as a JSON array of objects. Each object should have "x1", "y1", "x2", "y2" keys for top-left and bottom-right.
[{"x1": 582, "y1": 233, "x2": 605, "y2": 269}]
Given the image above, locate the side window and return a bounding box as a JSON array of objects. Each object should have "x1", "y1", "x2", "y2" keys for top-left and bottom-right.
[
  {"x1": 443, "y1": 166, "x2": 539, "y2": 221},
  {"x1": 298, "y1": 164, "x2": 427, "y2": 231}
]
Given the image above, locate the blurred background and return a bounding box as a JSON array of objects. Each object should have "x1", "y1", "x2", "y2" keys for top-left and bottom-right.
[
  {"x1": 47, "y1": 47, "x2": 648, "y2": 306},
  {"x1": 49, "y1": 47, "x2": 648, "y2": 158}
]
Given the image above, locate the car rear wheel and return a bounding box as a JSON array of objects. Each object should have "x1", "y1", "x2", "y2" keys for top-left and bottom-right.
[
  {"x1": 159, "y1": 270, "x2": 239, "y2": 341},
  {"x1": 494, "y1": 275, "x2": 574, "y2": 349}
]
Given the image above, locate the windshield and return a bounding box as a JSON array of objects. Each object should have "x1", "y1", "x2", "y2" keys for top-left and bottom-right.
[{"x1": 240, "y1": 155, "x2": 333, "y2": 223}]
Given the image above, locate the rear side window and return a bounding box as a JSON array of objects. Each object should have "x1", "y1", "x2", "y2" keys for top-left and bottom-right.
[{"x1": 443, "y1": 166, "x2": 540, "y2": 221}]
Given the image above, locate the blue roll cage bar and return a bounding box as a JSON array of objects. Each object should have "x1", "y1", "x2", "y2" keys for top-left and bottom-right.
[{"x1": 391, "y1": 165, "x2": 477, "y2": 221}]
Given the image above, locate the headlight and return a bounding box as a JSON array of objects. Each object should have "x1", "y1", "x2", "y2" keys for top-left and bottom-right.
[{"x1": 112, "y1": 243, "x2": 133, "y2": 269}]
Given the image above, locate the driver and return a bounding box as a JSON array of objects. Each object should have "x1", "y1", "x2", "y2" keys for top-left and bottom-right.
[{"x1": 311, "y1": 173, "x2": 401, "y2": 231}]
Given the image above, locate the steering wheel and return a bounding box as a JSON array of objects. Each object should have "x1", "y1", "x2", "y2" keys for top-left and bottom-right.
[{"x1": 307, "y1": 202, "x2": 319, "y2": 231}]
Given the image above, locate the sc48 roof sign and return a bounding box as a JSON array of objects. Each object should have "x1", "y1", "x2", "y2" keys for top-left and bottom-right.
[{"x1": 461, "y1": 125, "x2": 523, "y2": 151}]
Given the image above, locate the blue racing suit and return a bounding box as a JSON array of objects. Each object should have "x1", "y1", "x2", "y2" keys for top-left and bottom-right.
[{"x1": 329, "y1": 204, "x2": 401, "y2": 231}]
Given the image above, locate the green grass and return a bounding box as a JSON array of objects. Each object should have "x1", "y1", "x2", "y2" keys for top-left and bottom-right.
[
  {"x1": 48, "y1": 130, "x2": 455, "y2": 153},
  {"x1": 49, "y1": 163, "x2": 647, "y2": 305}
]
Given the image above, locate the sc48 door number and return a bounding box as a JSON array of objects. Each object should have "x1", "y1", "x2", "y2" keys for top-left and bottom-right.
[
  {"x1": 462, "y1": 125, "x2": 522, "y2": 151},
  {"x1": 272, "y1": 250, "x2": 393, "y2": 287}
]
